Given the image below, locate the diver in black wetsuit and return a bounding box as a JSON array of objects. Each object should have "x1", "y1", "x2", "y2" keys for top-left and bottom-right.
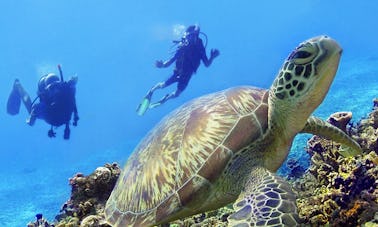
[
  {"x1": 137, "y1": 25, "x2": 220, "y2": 115},
  {"x1": 7, "y1": 65, "x2": 79, "y2": 139}
]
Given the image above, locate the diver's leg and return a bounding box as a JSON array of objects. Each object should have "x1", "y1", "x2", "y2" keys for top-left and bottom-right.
[
  {"x1": 26, "y1": 102, "x2": 45, "y2": 126},
  {"x1": 147, "y1": 74, "x2": 175, "y2": 98},
  {"x1": 64, "y1": 123, "x2": 70, "y2": 140},
  {"x1": 15, "y1": 79, "x2": 32, "y2": 113},
  {"x1": 149, "y1": 89, "x2": 182, "y2": 109},
  {"x1": 26, "y1": 109, "x2": 37, "y2": 126},
  {"x1": 149, "y1": 76, "x2": 188, "y2": 109},
  {"x1": 137, "y1": 74, "x2": 178, "y2": 115},
  {"x1": 48, "y1": 126, "x2": 56, "y2": 138},
  {"x1": 72, "y1": 100, "x2": 79, "y2": 126},
  {"x1": 137, "y1": 81, "x2": 166, "y2": 115},
  {"x1": 148, "y1": 82, "x2": 165, "y2": 95}
]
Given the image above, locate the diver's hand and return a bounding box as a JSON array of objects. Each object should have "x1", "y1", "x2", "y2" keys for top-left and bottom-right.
[
  {"x1": 210, "y1": 49, "x2": 220, "y2": 59},
  {"x1": 48, "y1": 129, "x2": 56, "y2": 138},
  {"x1": 155, "y1": 60, "x2": 164, "y2": 68}
]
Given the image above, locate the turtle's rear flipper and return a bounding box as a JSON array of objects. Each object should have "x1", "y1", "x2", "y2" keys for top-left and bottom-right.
[
  {"x1": 228, "y1": 166, "x2": 300, "y2": 226},
  {"x1": 7, "y1": 80, "x2": 21, "y2": 115}
]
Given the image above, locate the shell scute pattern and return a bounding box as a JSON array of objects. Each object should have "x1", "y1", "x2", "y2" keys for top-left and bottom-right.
[
  {"x1": 197, "y1": 145, "x2": 233, "y2": 183},
  {"x1": 177, "y1": 91, "x2": 239, "y2": 186},
  {"x1": 105, "y1": 86, "x2": 273, "y2": 227},
  {"x1": 110, "y1": 102, "x2": 191, "y2": 213},
  {"x1": 155, "y1": 194, "x2": 182, "y2": 223},
  {"x1": 225, "y1": 86, "x2": 267, "y2": 116},
  {"x1": 222, "y1": 87, "x2": 269, "y2": 152},
  {"x1": 110, "y1": 89, "x2": 241, "y2": 213}
]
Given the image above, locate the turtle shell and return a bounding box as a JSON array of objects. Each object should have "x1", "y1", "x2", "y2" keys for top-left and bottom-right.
[{"x1": 105, "y1": 86, "x2": 269, "y2": 226}]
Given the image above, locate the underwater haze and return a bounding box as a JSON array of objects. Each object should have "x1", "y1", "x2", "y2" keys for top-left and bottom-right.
[{"x1": 1, "y1": 1, "x2": 378, "y2": 226}]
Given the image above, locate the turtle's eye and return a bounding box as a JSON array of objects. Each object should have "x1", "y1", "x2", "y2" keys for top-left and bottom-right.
[
  {"x1": 291, "y1": 50, "x2": 311, "y2": 59},
  {"x1": 287, "y1": 42, "x2": 317, "y2": 65}
]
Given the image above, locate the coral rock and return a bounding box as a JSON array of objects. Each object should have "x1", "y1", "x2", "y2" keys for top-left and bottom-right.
[
  {"x1": 327, "y1": 111, "x2": 353, "y2": 133},
  {"x1": 294, "y1": 99, "x2": 378, "y2": 226},
  {"x1": 55, "y1": 163, "x2": 120, "y2": 226}
]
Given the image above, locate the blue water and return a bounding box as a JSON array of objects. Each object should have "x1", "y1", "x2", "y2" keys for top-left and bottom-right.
[{"x1": 0, "y1": 1, "x2": 378, "y2": 226}]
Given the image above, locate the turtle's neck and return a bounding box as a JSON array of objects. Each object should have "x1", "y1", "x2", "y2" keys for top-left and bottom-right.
[
  {"x1": 267, "y1": 92, "x2": 308, "y2": 141},
  {"x1": 261, "y1": 92, "x2": 309, "y2": 172}
]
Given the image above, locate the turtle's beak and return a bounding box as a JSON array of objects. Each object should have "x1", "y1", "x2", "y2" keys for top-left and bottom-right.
[{"x1": 309, "y1": 35, "x2": 342, "y2": 107}]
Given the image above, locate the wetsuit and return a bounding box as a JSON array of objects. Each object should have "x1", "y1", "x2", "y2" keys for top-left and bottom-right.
[{"x1": 164, "y1": 38, "x2": 206, "y2": 93}]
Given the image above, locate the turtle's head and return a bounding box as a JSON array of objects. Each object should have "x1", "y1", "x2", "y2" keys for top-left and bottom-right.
[{"x1": 269, "y1": 36, "x2": 342, "y2": 132}]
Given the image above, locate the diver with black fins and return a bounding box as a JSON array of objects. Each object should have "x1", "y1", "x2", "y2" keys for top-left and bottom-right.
[
  {"x1": 6, "y1": 65, "x2": 79, "y2": 139},
  {"x1": 136, "y1": 24, "x2": 220, "y2": 116}
]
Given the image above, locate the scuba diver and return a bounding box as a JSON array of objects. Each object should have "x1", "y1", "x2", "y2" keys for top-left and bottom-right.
[
  {"x1": 136, "y1": 25, "x2": 220, "y2": 116},
  {"x1": 7, "y1": 65, "x2": 79, "y2": 139}
]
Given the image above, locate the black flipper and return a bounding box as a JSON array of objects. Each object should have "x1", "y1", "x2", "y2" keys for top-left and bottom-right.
[{"x1": 7, "y1": 80, "x2": 22, "y2": 115}]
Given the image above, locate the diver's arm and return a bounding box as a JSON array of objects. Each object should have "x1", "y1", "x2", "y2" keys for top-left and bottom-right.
[
  {"x1": 156, "y1": 55, "x2": 177, "y2": 68},
  {"x1": 202, "y1": 48, "x2": 220, "y2": 67}
]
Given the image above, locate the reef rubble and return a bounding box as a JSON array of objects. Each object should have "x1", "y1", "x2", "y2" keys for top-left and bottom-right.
[{"x1": 28, "y1": 99, "x2": 378, "y2": 226}]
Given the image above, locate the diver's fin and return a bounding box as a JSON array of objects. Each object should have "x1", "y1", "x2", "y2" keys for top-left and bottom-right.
[
  {"x1": 149, "y1": 102, "x2": 162, "y2": 109},
  {"x1": 136, "y1": 93, "x2": 152, "y2": 116},
  {"x1": 16, "y1": 80, "x2": 33, "y2": 114},
  {"x1": 7, "y1": 80, "x2": 21, "y2": 115}
]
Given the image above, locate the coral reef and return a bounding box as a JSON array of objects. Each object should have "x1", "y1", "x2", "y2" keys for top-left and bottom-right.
[
  {"x1": 27, "y1": 100, "x2": 378, "y2": 227},
  {"x1": 294, "y1": 99, "x2": 378, "y2": 226},
  {"x1": 327, "y1": 111, "x2": 353, "y2": 133},
  {"x1": 169, "y1": 206, "x2": 233, "y2": 227},
  {"x1": 54, "y1": 163, "x2": 120, "y2": 227},
  {"x1": 27, "y1": 213, "x2": 54, "y2": 227},
  {"x1": 285, "y1": 158, "x2": 307, "y2": 180}
]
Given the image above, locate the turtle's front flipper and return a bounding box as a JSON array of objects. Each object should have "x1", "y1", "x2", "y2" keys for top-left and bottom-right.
[
  {"x1": 228, "y1": 166, "x2": 299, "y2": 227},
  {"x1": 301, "y1": 116, "x2": 362, "y2": 157}
]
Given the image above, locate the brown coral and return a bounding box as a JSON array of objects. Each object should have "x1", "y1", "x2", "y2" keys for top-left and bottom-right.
[
  {"x1": 55, "y1": 163, "x2": 120, "y2": 226},
  {"x1": 294, "y1": 99, "x2": 378, "y2": 226},
  {"x1": 327, "y1": 111, "x2": 353, "y2": 133}
]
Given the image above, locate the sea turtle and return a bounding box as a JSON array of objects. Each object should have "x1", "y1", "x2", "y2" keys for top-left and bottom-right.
[{"x1": 105, "y1": 36, "x2": 362, "y2": 226}]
